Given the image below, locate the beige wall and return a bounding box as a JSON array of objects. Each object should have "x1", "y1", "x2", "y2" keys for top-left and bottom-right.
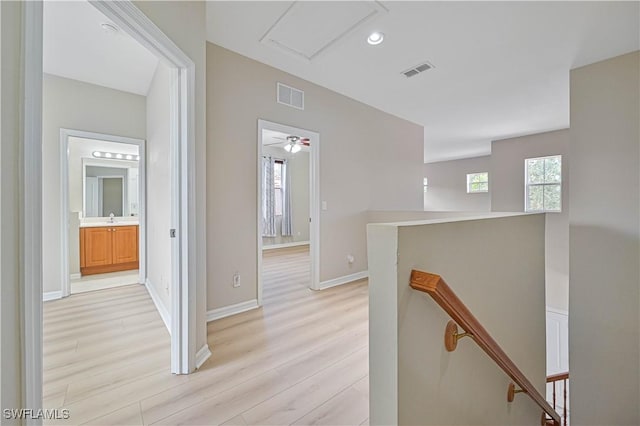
[
  {"x1": 368, "y1": 214, "x2": 547, "y2": 425},
  {"x1": 42, "y1": 74, "x2": 146, "y2": 293},
  {"x1": 423, "y1": 156, "x2": 491, "y2": 211},
  {"x1": 569, "y1": 51, "x2": 639, "y2": 424},
  {"x1": 1, "y1": 0, "x2": 23, "y2": 413},
  {"x1": 491, "y1": 129, "x2": 570, "y2": 311},
  {"x1": 146, "y1": 62, "x2": 172, "y2": 311},
  {"x1": 207, "y1": 43, "x2": 424, "y2": 310},
  {"x1": 133, "y1": 0, "x2": 209, "y2": 357},
  {"x1": 262, "y1": 146, "x2": 310, "y2": 246}
]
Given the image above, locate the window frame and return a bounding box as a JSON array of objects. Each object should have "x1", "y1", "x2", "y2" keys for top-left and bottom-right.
[
  {"x1": 466, "y1": 172, "x2": 489, "y2": 194},
  {"x1": 524, "y1": 155, "x2": 562, "y2": 213}
]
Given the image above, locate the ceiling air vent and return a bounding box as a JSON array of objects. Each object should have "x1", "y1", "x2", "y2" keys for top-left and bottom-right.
[
  {"x1": 402, "y1": 61, "x2": 434, "y2": 78},
  {"x1": 277, "y1": 82, "x2": 304, "y2": 110}
]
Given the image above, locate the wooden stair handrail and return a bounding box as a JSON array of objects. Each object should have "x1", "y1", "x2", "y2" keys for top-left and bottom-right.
[
  {"x1": 546, "y1": 372, "x2": 569, "y2": 383},
  {"x1": 410, "y1": 270, "x2": 561, "y2": 426}
]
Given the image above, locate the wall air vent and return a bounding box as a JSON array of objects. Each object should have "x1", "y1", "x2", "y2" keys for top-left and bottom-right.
[
  {"x1": 402, "y1": 61, "x2": 435, "y2": 78},
  {"x1": 277, "y1": 82, "x2": 305, "y2": 110}
]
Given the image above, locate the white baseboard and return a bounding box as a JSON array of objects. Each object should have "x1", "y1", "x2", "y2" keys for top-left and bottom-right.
[
  {"x1": 145, "y1": 278, "x2": 171, "y2": 334},
  {"x1": 262, "y1": 240, "x2": 310, "y2": 250},
  {"x1": 195, "y1": 344, "x2": 212, "y2": 369},
  {"x1": 318, "y1": 270, "x2": 368, "y2": 290},
  {"x1": 207, "y1": 299, "x2": 259, "y2": 322},
  {"x1": 43, "y1": 291, "x2": 62, "y2": 302},
  {"x1": 70, "y1": 273, "x2": 81, "y2": 280}
]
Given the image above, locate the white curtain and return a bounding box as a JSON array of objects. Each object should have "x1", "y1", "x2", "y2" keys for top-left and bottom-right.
[
  {"x1": 262, "y1": 156, "x2": 276, "y2": 237},
  {"x1": 281, "y1": 159, "x2": 293, "y2": 236}
]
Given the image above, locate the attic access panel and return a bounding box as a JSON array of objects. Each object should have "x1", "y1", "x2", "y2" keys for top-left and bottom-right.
[{"x1": 260, "y1": 1, "x2": 388, "y2": 62}]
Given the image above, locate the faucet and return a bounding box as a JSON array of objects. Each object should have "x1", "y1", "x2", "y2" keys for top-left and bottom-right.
[{"x1": 108, "y1": 213, "x2": 115, "y2": 223}]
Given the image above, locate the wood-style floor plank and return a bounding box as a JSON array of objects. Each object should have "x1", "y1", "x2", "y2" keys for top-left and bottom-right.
[{"x1": 43, "y1": 246, "x2": 369, "y2": 425}]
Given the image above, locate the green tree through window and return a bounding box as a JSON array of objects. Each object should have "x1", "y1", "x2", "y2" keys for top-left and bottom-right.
[
  {"x1": 467, "y1": 172, "x2": 488, "y2": 193},
  {"x1": 525, "y1": 155, "x2": 561, "y2": 212}
]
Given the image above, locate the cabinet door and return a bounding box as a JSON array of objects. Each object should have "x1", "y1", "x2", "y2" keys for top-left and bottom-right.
[
  {"x1": 83, "y1": 227, "x2": 113, "y2": 267},
  {"x1": 112, "y1": 226, "x2": 138, "y2": 264}
]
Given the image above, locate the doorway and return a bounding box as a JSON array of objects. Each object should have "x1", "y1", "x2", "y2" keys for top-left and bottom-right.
[
  {"x1": 60, "y1": 130, "x2": 146, "y2": 297},
  {"x1": 257, "y1": 120, "x2": 320, "y2": 304},
  {"x1": 23, "y1": 0, "x2": 200, "y2": 410}
]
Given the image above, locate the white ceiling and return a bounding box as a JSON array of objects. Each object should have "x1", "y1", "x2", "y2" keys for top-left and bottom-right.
[
  {"x1": 43, "y1": 1, "x2": 159, "y2": 96},
  {"x1": 207, "y1": 1, "x2": 640, "y2": 162}
]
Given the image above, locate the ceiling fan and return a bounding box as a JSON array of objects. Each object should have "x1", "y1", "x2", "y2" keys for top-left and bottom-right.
[{"x1": 264, "y1": 134, "x2": 310, "y2": 153}]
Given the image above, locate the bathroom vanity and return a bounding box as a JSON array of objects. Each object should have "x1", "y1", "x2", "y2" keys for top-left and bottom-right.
[{"x1": 80, "y1": 223, "x2": 139, "y2": 275}]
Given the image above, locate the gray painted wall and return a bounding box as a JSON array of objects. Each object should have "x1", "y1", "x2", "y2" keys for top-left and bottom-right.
[
  {"x1": 207, "y1": 43, "x2": 424, "y2": 311},
  {"x1": 423, "y1": 156, "x2": 491, "y2": 211},
  {"x1": 569, "y1": 51, "x2": 639, "y2": 425}
]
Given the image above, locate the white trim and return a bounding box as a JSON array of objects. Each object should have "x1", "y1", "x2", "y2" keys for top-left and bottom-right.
[
  {"x1": 262, "y1": 240, "x2": 310, "y2": 250},
  {"x1": 145, "y1": 279, "x2": 171, "y2": 333},
  {"x1": 23, "y1": 1, "x2": 44, "y2": 419},
  {"x1": 70, "y1": 273, "x2": 81, "y2": 280},
  {"x1": 60, "y1": 128, "x2": 147, "y2": 298},
  {"x1": 257, "y1": 120, "x2": 321, "y2": 306},
  {"x1": 42, "y1": 292, "x2": 62, "y2": 302},
  {"x1": 318, "y1": 271, "x2": 369, "y2": 290},
  {"x1": 207, "y1": 300, "x2": 260, "y2": 322},
  {"x1": 90, "y1": 0, "x2": 197, "y2": 375},
  {"x1": 195, "y1": 344, "x2": 212, "y2": 369}
]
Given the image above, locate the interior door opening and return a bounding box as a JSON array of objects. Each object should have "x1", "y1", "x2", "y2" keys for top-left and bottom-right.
[{"x1": 257, "y1": 120, "x2": 320, "y2": 304}]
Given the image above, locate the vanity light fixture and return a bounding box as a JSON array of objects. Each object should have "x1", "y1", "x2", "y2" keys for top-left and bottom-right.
[
  {"x1": 367, "y1": 31, "x2": 384, "y2": 45},
  {"x1": 92, "y1": 151, "x2": 139, "y2": 161}
]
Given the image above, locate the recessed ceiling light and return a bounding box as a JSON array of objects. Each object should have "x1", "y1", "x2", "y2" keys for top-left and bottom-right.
[
  {"x1": 93, "y1": 151, "x2": 102, "y2": 157},
  {"x1": 100, "y1": 22, "x2": 119, "y2": 35},
  {"x1": 367, "y1": 32, "x2": 384, "y2": 46},
  {"x1": 126, "y1": 154, "x2": 133, "y2": 160},
  {"x1": 104, "y1": 153, "x2": 112, "y2": 158}
]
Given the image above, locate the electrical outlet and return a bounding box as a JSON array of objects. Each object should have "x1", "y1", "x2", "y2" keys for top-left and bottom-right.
[
  {"x1": 347, "y1": 254, "x2": 355, "y2": 264},
  {"x1": 233, "y1": 272, "x2": 241, "y2": 288}
]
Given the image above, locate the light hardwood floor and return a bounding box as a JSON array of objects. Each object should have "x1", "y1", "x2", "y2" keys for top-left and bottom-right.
[{"x1": 43, "y1": 246, "x2": 369, "y2": 425}]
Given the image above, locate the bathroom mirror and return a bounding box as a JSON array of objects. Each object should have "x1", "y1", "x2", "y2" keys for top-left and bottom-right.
[{"x1": 83, "y1": 159, "x2": 139, "y2": 218}]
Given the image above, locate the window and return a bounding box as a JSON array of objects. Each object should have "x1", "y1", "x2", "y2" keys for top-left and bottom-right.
[
  {"x1": 423, "y1": 177, "x2": 428, "y2": 193},
  {"x1": 274, "y1": 160, "x2": 283, "y2": 216},
  {"x1": 525, "y1": 155, "x2": 561, "y2": 212},
  {"x1": 467, "y1": 172, "x2": 488, "y2": 193}
]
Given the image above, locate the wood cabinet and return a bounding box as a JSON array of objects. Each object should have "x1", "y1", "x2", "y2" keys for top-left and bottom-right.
[{"x1": 80, "y1": 225, "x2": 139, "y2": 275}]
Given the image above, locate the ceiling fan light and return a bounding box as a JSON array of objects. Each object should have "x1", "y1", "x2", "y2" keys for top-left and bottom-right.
[
  {"x1": 283, "y1": 143, "x2": 293, "y2": 152},
  {"x1": 291, "y1": 144, "x2": 301, "y2": 153}
]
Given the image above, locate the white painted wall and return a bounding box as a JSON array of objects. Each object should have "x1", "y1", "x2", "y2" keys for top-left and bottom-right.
[
  {"x1": 0, "y1": 0, "x2": 23, "y2": 412},
  {"x1": 569, "y1": 51, "x2": 639, "y2": 425},
  {"x1": 491, "y1": 129, "x2": 570, "y2": 312},
  {"x1": 146, "y1": 62, "x2": 172, "y2": 312},
  {"x1": 207, "y1": 43, "x2": 424, "y2": 310},
  {"x1": 262, "y1": 146, "x2": 310, "y2": 246},
  {"x1": 423, "y1": 156, "x2": 491, "y2": 211},
  {"x1": 134, "y1": 0, "x2": 208, "y2": 355},
  {"x1": 368, "y1": 213, "x2": 547, "y2": 425},
  {"x1": 42, "y1": 73, "x2": 146, "y2": 293}
]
